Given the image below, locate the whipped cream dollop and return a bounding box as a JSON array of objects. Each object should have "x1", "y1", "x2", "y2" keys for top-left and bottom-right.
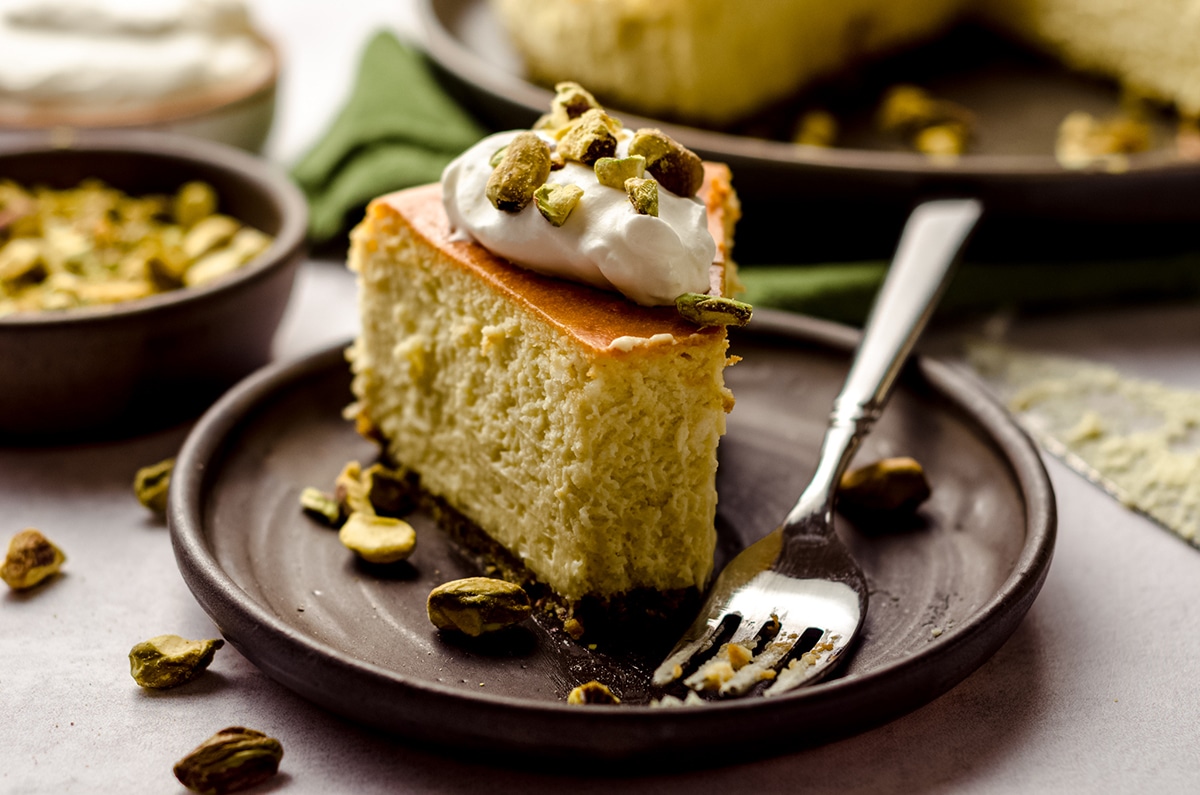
[
  {"x1": 442, "y1": 129, "x2": 716, "y2": 307},
  {"x1": 0, "y1": 0, "x2": 270, "y2": 107}
]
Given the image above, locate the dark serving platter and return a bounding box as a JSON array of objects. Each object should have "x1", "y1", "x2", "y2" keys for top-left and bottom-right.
[
  {"x1": 169, "y1": 310, "x2": 1055, "y2": 765},
  {"x1": 419, "y1": 0, "x2": 1200, "y2": 261}
]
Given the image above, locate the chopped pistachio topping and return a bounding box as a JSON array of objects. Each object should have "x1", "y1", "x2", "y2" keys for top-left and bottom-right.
[
  {"x1": 624, "y1": 177, "x2": 659, "y2": 216},
  {"x1": 534, "y1": 183, "x2": 584, "y2": 227},
  {"x1": 426, "y1": 577, "x2": 531, "y2": 636},
  {"x1": 173, "y1": 727, "x2": 283, "y2": 795},
  {"x1": 338, "y1": 512, "x2": 417, "y2": 564},
  {"x1": 557, "y1": 108, "x2": 620, "y2": 165},
  {"x1": 675, "y1": 293, "x2": 753, "y2": 327},
  {"x1": 838, "y1": 456, "x2": 931, "y2": 514},
  {"x1": 535, "y1": 81, "x2": 602, "y2": 133},
  {"x1": 1, "y1": 528, "x2": 65, "y2": 590},
  {"x1": 299, "y1": 487, "x2": 340, "y2": 526},
  {"x1": 134, "y1": 458, "x2": 175, "y2": 515},
  {"x1": 627, "y1": 128, "x2": 704, "y2": 196},
  {"x1": 486, "y1": 131, "x2": 552, "y2": 212},
  {"x1": 593, "y1": 155, "x2": 646, "y2": 189},
  {"x1": 488, "y1": 145, "x2": 508, "y2": 168},
  {"x1": 567, "y1": 680, "x2": 620, "y2": 705},
  {"x1": 129, "y1": 634, "x2": 225, "y2": 689}
]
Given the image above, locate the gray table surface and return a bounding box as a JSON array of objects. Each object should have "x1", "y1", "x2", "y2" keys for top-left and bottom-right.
[{"x1": 4, "y1": 2, "x2": 1200, "y2": 792}]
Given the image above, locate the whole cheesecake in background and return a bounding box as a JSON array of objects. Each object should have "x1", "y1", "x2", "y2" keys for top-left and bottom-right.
[
  {"x1": 347, "y1": 85, "x2": 743, "y2": 636},
  {"x1": 491, "y1": 0, "x2": 1200, "y2": 127},
  {"x1": 0, "y1": 0, "x2": 277, "y2": 151}
]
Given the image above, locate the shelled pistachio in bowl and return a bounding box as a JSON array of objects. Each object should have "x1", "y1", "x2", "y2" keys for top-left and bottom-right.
[
  {"x1": 0, "y1": 130, "x2": 307, "y2": 440},
  {"x1": 0, "y1": 178, "x2": 274, "y2": 315}
]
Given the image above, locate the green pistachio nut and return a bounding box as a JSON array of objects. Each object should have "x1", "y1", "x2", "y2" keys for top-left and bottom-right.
[
  {"x1": 486, "y1": 132, "x2": 552, "y2": 213},
  {"x1": 624, "y1": 177, "x2": 659, "y2": 217},
  {"x1": 534, "y1": 183, "x2": 584, "y2": 227},
  {"x1": 173, "y1": 726, "x2": 283, "y2": 795},
  {"x1": 594, "y1": 155, "x2": 646, "y2": 190},
  {"x1": 129, "y1": 634, "x2": 224, "y2": 689},
  {"x1": 427, "y1": 577, "x2": 532, "y2": 636},
  {"x1": 628, "y1": 128, "x2": 705, "y2": 196},
  {"x1": 675, "y1": 293, "x2": 753, "y2": 327},
  {"x1": 338, "y1": 512, "x2": 417, "y2": 564},
  {"x1": 557, "y1": 109, "x2": 620, "y2": 165}
]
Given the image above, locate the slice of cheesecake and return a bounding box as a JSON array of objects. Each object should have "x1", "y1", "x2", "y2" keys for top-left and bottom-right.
[
  {"x1": 347, "y1": 162, "x2": 739, "y2": 625},
  {"x1": 492, "y1": 0, "x2": 1200, "y2": 126}
]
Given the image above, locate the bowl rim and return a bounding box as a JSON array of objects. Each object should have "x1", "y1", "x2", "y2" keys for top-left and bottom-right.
[{"x1": 0, "y1": 129, "x2": 308, "y2": 328}]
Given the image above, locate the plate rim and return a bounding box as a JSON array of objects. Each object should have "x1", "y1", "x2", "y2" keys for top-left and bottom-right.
[
  {"x1": 417, "y1": 0, "x2": 1198, "y2": 182},
  {"x1": 169, "y1": 309, "x2": 1056, "y2": 761}
]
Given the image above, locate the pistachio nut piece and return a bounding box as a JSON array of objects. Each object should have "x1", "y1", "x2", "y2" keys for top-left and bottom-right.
[
  {"x1": 534, "y1": 183, "x2": 584, "y2": 227},
  {"x1": 339, "y1": 512, "x2": 417, "y2": 564},
  {"x1": 133, "y1": 458, "x2": 175, "y2": 515},
  {"x1": 838, "y1": 456, "x2": 931, "y2": 514},
  {"x1": 594, "y1": 155, "x2": 646, "y2": 190},
  {"x1": 334, "y1": 461, "x2": 416, "y2": 521},
  {"x1": 792, "y1": 109, "x2": 838, "y2": 147},
  {"x1": 299, "y1": 487, "x2": 340, "y2": 526},
  {"x1": 173, "y1": 726, "x2": 283, "y2": 795},
  {"x1": 624, "y1": 177, "x2": 659, "y2": 217},
  {"x1": 567, "y1": 680, "x2": 620, "y2": 705},
  {"x1": 1, "y1": 528, "x2": 66, "y2": 590},
  {"x1": 628, "y1": 128, "x2": 705, "y2": 197},
  {"x1": 362, "y1": 463, "x2": 418, "y2": 517},
  {"x1": 129, "y1": 634, "x2": 225, "y2": 689},
  {"x1": 486, "y1": 131, "x2": 552, "y2": 212},
  {"x1": 914, "y1": 122, "x2": 971, "y2": 157},
  {"x1": 174, "y1": 181, "x2": 218, "y2": 229},
  {"x1": 675, "y1": 293, "x2": 753, "y2": 327},
  {"x1": 334, "y1": 460, "x2": 370, "y2": 518},
  {"x1": 535, "y1": 81, "x2": 602, "y2": 133},
  {"x1": 181, "y1": 214, "x2": 240, "y2": 261},
  {"x1": 427, "y1": 577, "x2": 531, "y2": 636},
  {"x1": 557, "y1": 108, "x2": 620, "y2": 165}
]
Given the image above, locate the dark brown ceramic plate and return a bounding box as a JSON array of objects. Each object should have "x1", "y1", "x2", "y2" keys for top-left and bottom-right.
[
  {"x1": 419, "y1": 0, "x2": 1200, "y2": 261},
  {"x1": 169, "y1": 310, "x2": 1055, "y2": 765}
]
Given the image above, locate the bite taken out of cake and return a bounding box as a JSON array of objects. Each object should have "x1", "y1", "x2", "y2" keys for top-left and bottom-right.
[{"x1": 346, "y1": 84, "x2": 747, "y2": 640}]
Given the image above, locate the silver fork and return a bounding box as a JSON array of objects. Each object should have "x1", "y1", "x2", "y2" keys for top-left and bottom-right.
[{"x1": 653, "y1": 199, "x2": 983, "y2": 698}]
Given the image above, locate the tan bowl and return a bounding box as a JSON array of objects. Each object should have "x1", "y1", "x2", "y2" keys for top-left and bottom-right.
[
  {"x1": 0, "y1": 35, "x2": 279, "y2": 152},
  {"x1": 0, "y1": 130, "x2": 307, "y2": 441}
]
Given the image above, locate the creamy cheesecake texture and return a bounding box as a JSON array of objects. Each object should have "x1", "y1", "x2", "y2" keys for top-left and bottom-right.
[
  {"x1": 492, "y1": 0, "x2": 1200, "y2": 125},
  {"x1": 492, "y1": 0, "x2": 962, "y2": 126},
  {"x1": 985, "y1": 0, "x2": 1200, "y2": 116},
  {"x1": 347, "y1": 165, "x2": 739, "y2": 603}
]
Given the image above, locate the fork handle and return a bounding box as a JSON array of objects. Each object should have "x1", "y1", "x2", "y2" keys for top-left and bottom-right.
[{"x1": 782, "y1": 199, "x2": 982, "y2": 535}]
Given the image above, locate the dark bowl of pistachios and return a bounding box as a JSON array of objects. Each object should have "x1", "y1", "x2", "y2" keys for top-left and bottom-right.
[{"x1": 0, "y1": 130, "x2": 307, "y2": 441}]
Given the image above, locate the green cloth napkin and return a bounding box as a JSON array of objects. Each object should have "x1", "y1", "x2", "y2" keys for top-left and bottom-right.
[
  {"x1": 740, "y1": 255, "x2": 1200, "y2": 326},
  {"x1": 291, "y1": 31, "x2": 487, "y2": 244},
  {"x1": 294, "y1": 31, "x2": 1200, "y2": 321}
]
